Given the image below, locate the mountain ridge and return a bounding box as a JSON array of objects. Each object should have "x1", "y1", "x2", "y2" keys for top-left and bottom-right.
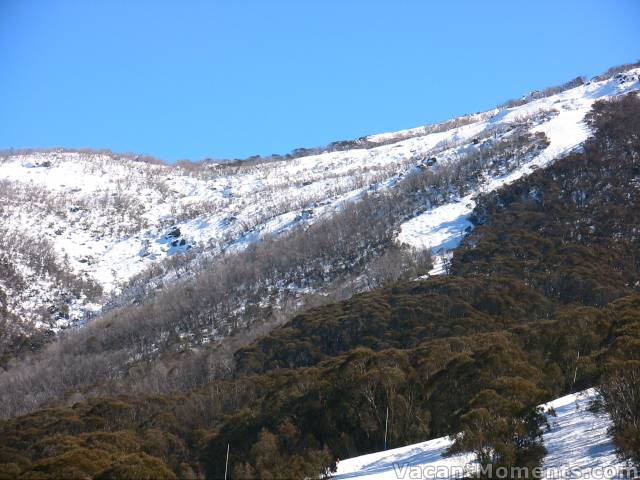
[{"x1": 1, "y1": 64, "x2": 638, "y2": 337}]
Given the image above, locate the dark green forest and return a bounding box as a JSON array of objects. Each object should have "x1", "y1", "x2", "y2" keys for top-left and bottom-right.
[{"x1": 0, "y1": 94, "x2": 639, "y2": 479}]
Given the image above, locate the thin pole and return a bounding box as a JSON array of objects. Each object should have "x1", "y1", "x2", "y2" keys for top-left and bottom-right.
[
  {"x1": 224, "y1": 443, "x2": 230, "y2": 480},
  {"x1": 384, "y1": 405, "x2": 389, "y2": 450},
  {"x1": 571, "y1": 350, "x2": 580, "y2": 392}
]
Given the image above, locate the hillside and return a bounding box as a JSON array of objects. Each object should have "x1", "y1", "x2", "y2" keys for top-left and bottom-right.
[
  {"x1": 0, "y1": 80, "x2": 639, "y2": 478},
  {"x1": 1, "y1": 66, "x2": 638, "y2": 340},
  {"x1": 334, "y1": 390, "x2": 623, "y2": 479}
]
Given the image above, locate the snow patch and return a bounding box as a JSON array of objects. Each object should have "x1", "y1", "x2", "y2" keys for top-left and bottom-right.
[{"x1": 334, "y1": 389, "x2": 627, "y2": 480}]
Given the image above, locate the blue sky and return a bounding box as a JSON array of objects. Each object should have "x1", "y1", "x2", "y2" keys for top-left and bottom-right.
[{"x1": 1, "y1": 1, "x2": 639, "y2": 162}]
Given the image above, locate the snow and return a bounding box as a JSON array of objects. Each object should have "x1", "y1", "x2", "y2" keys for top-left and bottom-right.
[
  {"x1": 542, "y1": 390, "x2": 622, "y2": 476},
  {"x1": 333, "y1": 437, "x2": 473, "y2": 480},
  {"x1": 333, "y1": 389, "x2": 630, "y2": 480},
  {"x1": 397, "y1": 69, "x2": 640, "y2": 276},
  {"x1": 397, "y1": 201, "x2": 473, "y2": 275},
  {"x1": 1, "y1": 68, "x2": 638, "y2": 328}
]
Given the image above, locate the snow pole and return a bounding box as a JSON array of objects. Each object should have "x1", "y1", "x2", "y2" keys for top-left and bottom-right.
[
  {"x1": 224, "y1": 443, "x2": 230, "y2": 480},
  {"x1": 384, "y1": 405, "x2": 389, "y2": 450}
]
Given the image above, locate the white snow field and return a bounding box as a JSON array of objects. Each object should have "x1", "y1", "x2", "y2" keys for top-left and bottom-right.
[
  {"x1": 1, "y1": 69, "x2": 638, "y2": 328},
  {"x1": 334, "y1": 389, "x2": 631, "y2": 480}
]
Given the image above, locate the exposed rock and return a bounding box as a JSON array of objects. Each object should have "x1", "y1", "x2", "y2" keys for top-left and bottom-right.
[{"x1": 167, "y1": 227, "x2": 181, "y2": 238}]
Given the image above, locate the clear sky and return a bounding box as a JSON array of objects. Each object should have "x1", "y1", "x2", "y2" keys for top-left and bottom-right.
[{"x1": 1, "y1": 0, "x2": 639, "y2": 162}]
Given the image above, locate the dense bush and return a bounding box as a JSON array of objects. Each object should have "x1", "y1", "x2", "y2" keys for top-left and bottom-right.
[{"x1": 597, "y1": 361, "x2": 640, "y2": 466}]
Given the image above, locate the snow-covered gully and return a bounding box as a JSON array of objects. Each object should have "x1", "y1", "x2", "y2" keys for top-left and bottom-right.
[{"x1": 397, "y1": 71, "x2": 640, "y2": 275}]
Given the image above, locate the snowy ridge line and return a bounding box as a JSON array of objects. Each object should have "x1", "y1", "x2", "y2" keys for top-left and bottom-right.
[
  {"x1": 0, "y1": 112, "x2": 496, "y2": 329},
  {"x1": 397, "y1": 69, "x2": 640, "y2": 275},
  {"x1": 0, "y1": 68, "x2": 638, "y2": 329},
  {"x1": 333, "y1": 389, "x2": 627, "y2": 480}
]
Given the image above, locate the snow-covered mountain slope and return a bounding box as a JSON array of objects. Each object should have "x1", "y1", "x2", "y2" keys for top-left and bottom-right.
[
  {"x1": 398, "y1": 70, "x2": 640, "y2": 274},
  {"x1": 334, "y1": 389, "x2": 628, "y2": 479},
  {"x1": 1, "y1": 69, "x2": 638, "y2": 330}
]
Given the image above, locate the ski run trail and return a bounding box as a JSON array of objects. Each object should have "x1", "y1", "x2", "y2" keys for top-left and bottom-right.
[{"x1": 334, "y1": 389, "x2": 632, "y2": 479}]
